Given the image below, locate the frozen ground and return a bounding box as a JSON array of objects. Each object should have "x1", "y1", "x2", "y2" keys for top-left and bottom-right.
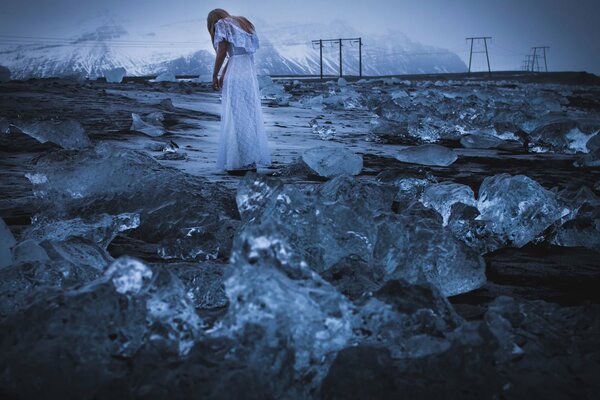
[{"x1": 1, "y1": 74, "x2": 600, "y2": 398}]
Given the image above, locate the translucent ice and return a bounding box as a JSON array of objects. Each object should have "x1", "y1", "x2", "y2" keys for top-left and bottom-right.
[
  {"x1": 11, "y1": 240, "x2": 50, "y2": 264},
  {"x1": 528, "y1": 119, "x2": 600, "y2": 154},
  {"x1": 24, "y1": 213, "x2": 140, "y2": 249},
  {"x1": 130, "y1": 112, "x2": 166, "y2": 137},
  {"x1": 0, "y1": 218, "x2": 16, "y2": 269},
  {"x1": 105, "y1": 257, "x2": 153, "y2": 295},
  {"x1": 337, "y1": 77, "x2": 347, "y2": 87},
  {"x1": 259, "y1": 78, "x2": 290, "y2": 106},
  {"x1": 395, "y1": 144, "x2": 458, "y2": 167},
  {"x1": 477, "y1": 174, "x2": 570, "y2": 247},
  {"x1": 302, "y1": 146, "x2": 363, "y2": 177},
  {"x1": 27, "y1": 143, "x2": 239, "y2": 261},
  {"x1": 574, "y1": 147, "x2": 600, "y2": 168},
  {"x1": 373, "y1": 205, "x2": 486, "y2": 297},
  {"x1": 154, "y1": 72, "x2": 177, "y2": 82},
  {"x1": 355, "y1": 280, "x2": 462, "y2": 358},
  {"x1": 0, "y1": 256, "x2": 203, "y2": 396},
  {"x1": 211, "y1": 261, "x2": 354, "y2": 397},
  {"x1": 103, "y1": 67, "x2": 126, "y2": 83},
  {"x1": 13, "y1": 119, "x2": 91, "y2": 149},
  {"x1": 460, "y1": 134, "x2": 506, "y2": 149},
  {"x1": 231, "y1": 174, "x2": 485, "y2": 297},
  {"x1": 309, "y1": 118, "x2": 336, "y2": 140},
  {"x1": 421, "y1": 182, "x2": 476, "y2": 226}
]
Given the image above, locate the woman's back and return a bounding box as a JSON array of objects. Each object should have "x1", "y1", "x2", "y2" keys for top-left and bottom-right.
[{"x1": 213, "y1": 17, "x2": 260, "y2": 57}]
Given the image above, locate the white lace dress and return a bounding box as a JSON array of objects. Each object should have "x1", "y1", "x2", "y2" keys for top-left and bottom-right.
[{"x1": 213, "y1": 17, "x2": 271, "y2": 171}]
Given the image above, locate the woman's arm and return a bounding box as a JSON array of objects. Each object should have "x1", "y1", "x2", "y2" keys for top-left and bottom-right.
[{"x1": 212, "y1": 41, "x2": 229, "y2": 90}]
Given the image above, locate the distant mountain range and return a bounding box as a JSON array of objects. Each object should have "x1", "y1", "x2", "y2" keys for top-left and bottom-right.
[{"x1": 0, "y1": 16, "x2": 467, "y2": 79}]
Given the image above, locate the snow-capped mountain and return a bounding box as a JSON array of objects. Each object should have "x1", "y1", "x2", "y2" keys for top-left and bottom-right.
[{"x1": 0, "y1": 16, "x2": 466, "y2": 79}]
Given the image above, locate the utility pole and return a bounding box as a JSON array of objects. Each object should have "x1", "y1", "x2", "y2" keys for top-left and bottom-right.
[
  {"x1": 358, "y1": 37, "x2": 362, "y2": 77},
  {"x1": 466, "y1": 36, "x2": 492, "y2": 76},
  {"x1": 311, "y1": 37, "x2": 363, "y2": 79},
  {"x1": 530, "y1": 46, "x2": 549, "y2": 72},
  {"x1": 339, "y1": 38, "x2": 343, "y2": 77},
  {"x1": 319, "y1": 39, "x2": 323, "y2": 79}
]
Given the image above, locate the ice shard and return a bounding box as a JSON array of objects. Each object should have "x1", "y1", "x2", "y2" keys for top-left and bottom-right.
[
  {"x1": 130, "y1": 112, "x2": 166, "y2": 137},
  {"x1": 211, "y1": 260, "x2": 354, "y2": 397},
  {"x1": 302, "y1": 146, "x2": 363, "y2": 177},
  {"x1": 154, "y1": 72, "x2": 178, "y2": 82},
  {"x1": 24, "y1": 213, "x2": 140, "y2": 249},
  {"x1": 373, "y1": 204, "x2": 486, "y2": 297},
  {"x1": 232, "y1": 173, "x2": 485, "y2": 297},
  {"x1": 477, "y1": 174, "x2": 570, "y2": 247},
  {"x1": 395, "y1": 144, "x2": 458, "y2": 167},
  {"x1": 460, "y1": 134, "x2": 506, "y2": 149},
  {"x1": 13, "y1": 119, "x2": 91, "y2": 149},
  {"x1": 421, "y1": 182, "x2": 477, "y2": 226},
  {"x1": 103, "y1": 67, "x2": 126, "y2": 83},
  {"x1": 26, "y1": 143, "x2": 239, "y2": 261}
]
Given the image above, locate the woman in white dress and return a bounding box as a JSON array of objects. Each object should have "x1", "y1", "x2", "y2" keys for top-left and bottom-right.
[{"x1": 207, "y1": 8, "x2": 272, "y2": 174}]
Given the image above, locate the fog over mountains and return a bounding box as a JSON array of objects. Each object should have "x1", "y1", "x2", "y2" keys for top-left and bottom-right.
[{"x1": 0, "y1": 16, "x2": 467, "y2": 79}]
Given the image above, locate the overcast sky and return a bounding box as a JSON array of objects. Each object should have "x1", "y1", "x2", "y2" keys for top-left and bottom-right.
[{"x1": 1, "y1": 0, "x2": 599, "y2": 73}]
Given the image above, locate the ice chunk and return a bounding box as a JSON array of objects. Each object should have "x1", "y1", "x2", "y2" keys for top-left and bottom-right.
[
  {"x1": 0, "y1": 257, "x2": 203, "y2": 397},
  {"x1": 528, "y1": 119, "x2": 600, "y2": 154},
  {"x1": 154, "y1": 72, "x2": 177, "y2": 82},
  {"x1": 13, "y1": 119, "x2": 91, "y2": 149},
  {"x1": 232, "y1": 174, "x2": 484, "y2": 297},
  {"x1": 395, "y1": 144, "x2": 458, "y2": 167},
  {"x1": 236, "y1": 172, "x2": 284, "y2": 223},
  {"x1": 0, "y1": 218, "x2": 16, "y2": 269},
  {"x1": 211, "y1": 261, "x2": 354, "y2": 396},
  {"x1": 105, "y1": 257, "x2": 153, "y2": 295},
  {"x1": 302, "y1": 146, "x2": 363, "y2": 177},
  {"x1": 257, "y1": 74, "x2": 273, "y2": 88},
  {"x1": 300, "y1": 94, "x2": 325, "y2": 110},
  {"x1": 309, "y1": 118, "x2": 336, "y2": 140},
  {"x1": 24, "y1": 213, "x2": 140, "y2": 249},
  {"x1": 196, "y1": 73, "x2": 212, "y2": 83},
  {"x1": 170, "y1": 262, "x2": 227, "y2": 310},
  {"x1": 27, "y1": 143, "x2": 239, "y2": 262},
  {"x1": 574, "y1": 147, "x2": 600, "y2": 168},
  {"x1": 11, "y1": 240, "x2": 50, "y2": 264},
  {"x1": 460, "y1": 134, "x2": 506, "y2": 149},
  {"x1": 259, "y1": 79, "x2": 291, "y2": 106},
  {"x1": 0, "y1": 65, "x2": 11, "y2": 82},
  {"x1": 103, "y1": 67, "x2": 126, "y2": 83},
  {"x1": 377, "y1": 169, "x2": 437, "y2": 203},
  {"x1": 391, "y1": 90, "x2": 409, "y2": 100},
  {"x1": 130, "y1": 112, "x2": 166, "y2": 137},
  {"x1": 337, "y1": 77, "x2": 347, "y2": 87},
  {"x1": 477, "y1": 174, "x2": 570, "y2": 247},
  {"x1": 355, "y1": 280, "x2": 461, "y2": 358},
  {"x1": 40, "y1": 239, "x2": 114, "y2": 270},
  {"x1": 421, "y1": 182, "x2": 476, "y2": 226},
  {"x1": 373, "y1": 205, "x2": 486, "y2": 297}
]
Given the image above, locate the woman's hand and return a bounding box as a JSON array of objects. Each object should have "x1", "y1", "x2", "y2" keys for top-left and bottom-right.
[{"x1": 212, "y1": 74, "x2": 220, "y2": 91}]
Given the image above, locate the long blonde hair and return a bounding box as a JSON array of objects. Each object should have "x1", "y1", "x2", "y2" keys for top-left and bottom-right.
[{"x1": 207, "y1": 8, "x2": 255, "y2": 51}]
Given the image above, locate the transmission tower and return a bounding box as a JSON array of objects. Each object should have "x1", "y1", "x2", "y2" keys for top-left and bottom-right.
[
  {"x1": 466, "y1": 37, "x2": 492, "y2": 76},
  {"x1": 530, "y1": 46, "x2": 549, "y2": 72},
  {"x1": 311, "y1": 37, "x2": 363, "y2": 79}
]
